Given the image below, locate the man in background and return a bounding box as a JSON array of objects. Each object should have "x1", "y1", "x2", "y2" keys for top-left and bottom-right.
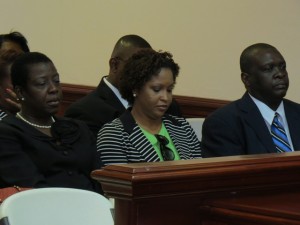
[{"x1": 65, "y1": 35, "x2": 181, "y2": 136}]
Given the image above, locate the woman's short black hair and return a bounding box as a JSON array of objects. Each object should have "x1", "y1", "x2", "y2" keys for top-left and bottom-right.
[
  {"x1": 119, "y1": 49, "x2": 180, "y2": 104},
  {"x1": 0, "y1": 31, "x2": 30, "y2": 53},
  {"x1": 11, "y1": 52, "x2": 52, "y2": 88}
]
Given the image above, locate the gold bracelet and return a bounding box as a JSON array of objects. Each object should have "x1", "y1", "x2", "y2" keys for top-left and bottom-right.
[{"x1": 13, "y1": 185, "x2": 21, "y2": 191}]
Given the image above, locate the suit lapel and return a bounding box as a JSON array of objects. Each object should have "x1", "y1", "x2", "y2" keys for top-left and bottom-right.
[
  {"x1": 119, "y1": 111, "x2": 160, "y2": 162},
  {"x1": 238, "y1": 93, "x2": 277, "y2": 153},
  {"x1": 97, "y1": 77, "x2": 126, "y2": 113},
  {"x1": 163, "y1": 116, "x2": 192, "y2": 159},
  {"x1": 284, "y1": 100, "x2": 300, "y2": 150},
  {"x1": 130, "y1": 127, "x2": 161, "y2": 162}
]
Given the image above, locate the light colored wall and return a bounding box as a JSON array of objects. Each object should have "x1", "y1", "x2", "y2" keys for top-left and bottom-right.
[{"x1": 1, "y1": 0, "x2": 300, "y2": 102}]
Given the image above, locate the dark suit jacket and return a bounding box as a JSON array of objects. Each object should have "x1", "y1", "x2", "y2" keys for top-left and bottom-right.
[
  {"x1": 202, "y1": 93, "x2": 300, "y2": 157},
  {"x1": 65, "y1": 77, "x2": 182, "y2": 136},
  {"x1": 0, "y1": 115, "x2": 102, "y2": 192}
]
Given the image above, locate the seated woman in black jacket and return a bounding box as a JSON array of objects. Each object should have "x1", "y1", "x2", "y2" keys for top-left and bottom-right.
[{"x1": 0, "y1": 52, "x2": 102, "y2": 192}]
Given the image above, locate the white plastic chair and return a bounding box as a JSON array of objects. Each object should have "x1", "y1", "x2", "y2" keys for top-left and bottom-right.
[
  {"x1": 0, "y1": 188, "x2": 114, "y2": 225},
  {"x1": 186, "y1": 117, "x2": 205, "y2": 141}
]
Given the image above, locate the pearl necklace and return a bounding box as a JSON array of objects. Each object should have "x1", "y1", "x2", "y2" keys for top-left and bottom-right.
[{"x1": 16, "y1": 112, "x2": 55, "y2": 129}]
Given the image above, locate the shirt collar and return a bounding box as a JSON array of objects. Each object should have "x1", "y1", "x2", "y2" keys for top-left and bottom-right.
[
  {"x1": 103, "y1": 76, "x2": 130, "y2": 108},
  {"x1": 248, "y1": 93, "x2": 285, "y2": 126}
]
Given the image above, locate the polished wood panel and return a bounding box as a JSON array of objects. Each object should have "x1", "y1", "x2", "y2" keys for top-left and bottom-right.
[
  {"x1": 91, "y1": 152, "x2": 300, "y2": 225},
  {"x1": 58, "y1": 83, "x2": 95, "y2": 116},
  {"x1": 200, "y1": 191, "x2": 300, "y2": 225},
  {"x1": 59, "y1": 83, "x2": 230, "y2": 117}
]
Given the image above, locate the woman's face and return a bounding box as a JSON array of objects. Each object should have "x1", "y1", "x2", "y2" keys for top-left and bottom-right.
[
  {"x1": 19, "y1": 62, "x2": 62, "y2": 117},
  {"x1": 134, "y1": 68, "x2": 175, "y2": 120}
]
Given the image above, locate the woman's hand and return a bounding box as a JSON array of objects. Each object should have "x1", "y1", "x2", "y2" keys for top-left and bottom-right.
[{"x1": 5, "y1": 88, "x2": 21, "y2": 112}]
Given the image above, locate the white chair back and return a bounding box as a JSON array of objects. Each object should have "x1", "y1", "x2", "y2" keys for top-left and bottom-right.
[
  {"x1": 186, "y1": 117, "x2": 205, "y2": 141},
  {"x1": 0, "y1": 188, "x2": 114, "y2": 225}
]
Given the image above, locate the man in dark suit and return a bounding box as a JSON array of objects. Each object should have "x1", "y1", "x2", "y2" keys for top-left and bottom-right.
[
  {"x1": 202, "y1": 43, "x2": 300, "y2": 157},
  {"x1": 65, "y1": 35, "x2": 181, "y2": 136}
]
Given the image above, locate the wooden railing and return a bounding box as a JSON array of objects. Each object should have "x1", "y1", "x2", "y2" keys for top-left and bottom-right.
[
  {"x1": 59, "y1": 83, "x2": 230, "y2": 117},
  {"x1": 92, "y1": 152, "x2": 300, "y2": 225}
]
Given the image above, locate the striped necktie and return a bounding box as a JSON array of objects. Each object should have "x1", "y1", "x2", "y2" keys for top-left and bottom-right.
[{"x1": 271, "y1": 113, "x2": 292, "y2": 152}]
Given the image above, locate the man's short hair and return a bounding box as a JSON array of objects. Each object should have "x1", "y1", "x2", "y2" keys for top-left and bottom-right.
[{"x1": 240, "y1": 43, "x2": 277, "y2": 73}]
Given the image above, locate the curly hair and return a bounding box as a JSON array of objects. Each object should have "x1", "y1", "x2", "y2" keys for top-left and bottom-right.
[{"x1": 119, "y1": 49, "x2": 180, "y2": 104}]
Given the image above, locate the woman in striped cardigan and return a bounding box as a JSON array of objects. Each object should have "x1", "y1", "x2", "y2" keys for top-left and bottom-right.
[{"x1": 97, "y1": 49, "x2": 201, "y2": 166}]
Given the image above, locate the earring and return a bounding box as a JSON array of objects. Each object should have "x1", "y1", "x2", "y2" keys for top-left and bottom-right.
[
  {"x1": 20, "y1": 97, "x2": 25, "y2": 101},
  {"x1": 133, "y1": 93, "x2": 137, "y2": 97}
]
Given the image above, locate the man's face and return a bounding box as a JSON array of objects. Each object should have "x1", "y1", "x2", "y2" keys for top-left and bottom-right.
[{"x1": 244, "y1": 48, "x2": 289, "y2": 108}]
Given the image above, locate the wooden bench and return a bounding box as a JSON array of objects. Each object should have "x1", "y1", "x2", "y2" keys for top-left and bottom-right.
[{"x1": 59, "y1": 83, "x2": 230, "y2": 118}]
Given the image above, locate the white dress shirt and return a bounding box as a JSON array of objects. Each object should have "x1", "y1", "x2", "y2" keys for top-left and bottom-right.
[
  {"x1": 249, "y1": 93, "x2": 294, "y2": 151},
  {"x1": 103, "y1": 77, "x2": 130, "y2": 109}
]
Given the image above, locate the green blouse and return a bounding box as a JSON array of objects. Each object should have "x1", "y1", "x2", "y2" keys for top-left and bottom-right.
[{"x1": 141, "y1": 123, "x2": 180, "y2": 161}]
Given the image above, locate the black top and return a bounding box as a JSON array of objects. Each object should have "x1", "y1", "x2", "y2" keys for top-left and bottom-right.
[{"x1": 0, "y1": 115, "x2": 102, "y2": 192}]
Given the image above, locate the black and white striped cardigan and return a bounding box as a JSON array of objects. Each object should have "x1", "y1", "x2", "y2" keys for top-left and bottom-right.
[
  {"x1": 97, "y1": 110, "x2": 202, "y2": 166},
  {"x1": 0, "y1": 109, "x2": 7, "y2": 121}
]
